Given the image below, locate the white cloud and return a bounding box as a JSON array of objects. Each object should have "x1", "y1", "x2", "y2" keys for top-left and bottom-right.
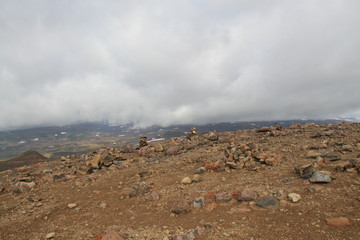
[{"x1": 0, "y1": 0, "x2": 360, "y2": 130}]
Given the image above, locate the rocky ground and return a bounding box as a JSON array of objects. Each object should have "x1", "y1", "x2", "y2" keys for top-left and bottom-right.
[{"x1": 0, "y1": 122, "x2": 359, "y2": 240}]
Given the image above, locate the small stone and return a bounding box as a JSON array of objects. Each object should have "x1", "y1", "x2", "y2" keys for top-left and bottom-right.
[
  {"x1": 346, "y1": 168, "x2": 357, "y2": 173},
  {"x1": 193, "y1": 197, "x2": 205, "y2": 208},
  {"x1": 45, "y1": 232, "x2": 56, "y2": 239},
  {"x1": 181, "y1": 177, "x2": 192, "y2": 185},
  {"x1": 306, "y1": 150, "x2": 320, "y2": 159},
  {"x1": 325, "y1": 217, "x2": 351, "y2": 226},
  {"x1": 256, "y1": 196, "x2": 279, "y2": 210},
  {"x1": 67, "y1": 203, "x2": 77, "y2": 209},
  {"x1": 195, "y1": 167, "x2": 206, "y2": 174},
  {"x1": 145, "y1": 192, "x2": 160, "y2": 201},
  {"x1": 288, "y1": 193, "x2": 301, "y2": 203},
  {"x1": 100, "y1": 202, "x2": 107, "y2": 208},
  {"x1": 192, "y1": 174, "x2": 202, "y2": 183},
  {"x1": 214, "y1": 193, "x2": 232, "y2": 203},
  {"x1": 309, "y1": 171, "x2": 331, "y2": 183},
  {"x1": 171, "y1": 201, "x2": 191, "y2": 214}
]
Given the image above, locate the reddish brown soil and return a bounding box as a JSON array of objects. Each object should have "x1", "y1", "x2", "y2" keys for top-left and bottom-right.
[{"x1": 0, "y1": 123, "x2": 359, "y2": 240}]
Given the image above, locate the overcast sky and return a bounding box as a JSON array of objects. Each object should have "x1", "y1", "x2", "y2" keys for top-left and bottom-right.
[{"x1": 1, "y1": 0, "x2": 360, "y2": 130}]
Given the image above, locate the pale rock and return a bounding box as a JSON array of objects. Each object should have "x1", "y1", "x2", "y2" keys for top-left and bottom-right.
[
  {"x1": 288, "y1": 193, "x2": 301, "y2": 203},
  {"x1": 181, "y1": 177, "x2": 192, "y2": 185}
]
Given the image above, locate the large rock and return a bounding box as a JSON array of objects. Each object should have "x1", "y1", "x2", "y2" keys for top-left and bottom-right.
[{"x1": 86, "y1": 153, "x2": 102, "y2": 169}]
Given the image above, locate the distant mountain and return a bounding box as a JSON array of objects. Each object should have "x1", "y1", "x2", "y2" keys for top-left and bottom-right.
[
  {"x1": 0, "y1": 150, "x2": 50, "y2": 171},
  {"x1": 0, "y1": 119, "x2": 343, "y2": 162}
]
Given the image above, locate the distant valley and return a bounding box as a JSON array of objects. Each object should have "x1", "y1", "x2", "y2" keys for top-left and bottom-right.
[{"x1": 0, "y1": 119, "x2": 345, "y2": 161}]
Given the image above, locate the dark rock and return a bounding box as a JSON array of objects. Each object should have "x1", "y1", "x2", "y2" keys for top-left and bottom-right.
[
  {"x1": 139, "y1": 137, "x2": 148, "y2": 148},
  {"x1": 256, "y1": 196, "x2": 279, "y2": 210},
  {"x1": 256, "y1": 127, "x2": 272, "y2": 133},
  {"x1": 53, "y1": 174, "x2": 65, "y2": 180},
  {"x1": 171, "y1": 201, "x2": 191, "y2": 214}
]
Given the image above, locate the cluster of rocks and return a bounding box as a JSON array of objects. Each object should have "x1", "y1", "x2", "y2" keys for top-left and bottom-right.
[{"x1": 202, "y1": 142, "x2": 282, "y2": 173}]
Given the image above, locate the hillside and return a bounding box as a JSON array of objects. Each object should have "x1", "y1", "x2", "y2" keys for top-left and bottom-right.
[
  {"x1": 0, "y1": 122, "x2": 359, "y2": 239},
  {"x1": 0, "y1": 150, "x2": 50, "y2": 172}
]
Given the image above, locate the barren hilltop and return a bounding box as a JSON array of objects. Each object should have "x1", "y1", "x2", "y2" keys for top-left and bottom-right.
[{"x1": 0, "y1": 122, "x2": 359, "y2": 240}]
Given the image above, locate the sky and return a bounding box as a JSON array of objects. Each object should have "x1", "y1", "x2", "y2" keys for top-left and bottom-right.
[{"x1": 1, "y1": 0, "x2": 360, "y2": 130}]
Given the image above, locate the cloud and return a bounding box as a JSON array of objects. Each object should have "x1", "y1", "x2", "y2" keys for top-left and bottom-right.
[{"x1": 0, "y1": 0, "x2": 360, "y2": 130}]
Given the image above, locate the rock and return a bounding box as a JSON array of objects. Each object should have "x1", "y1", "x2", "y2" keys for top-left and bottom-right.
[
  {"x1": 100, "y1": 202, "x2": 107, "y2": 209},
  {"x1": 294, "y1": 161, "x2": 319, "y2": 179},
  {"x1": 346, "y1": 168, "x2": 357, "y2": 173},
  {"x1": 145, "y1": 192, "x2": 160, "y2": 201},
  {"x1": 192, "y1": 174, "x2": 202, "y2": 183},
  {"x1": 45, "y1": 232, "x2": 56, "y2": 239},
  {"x1": 325, "y1": 217, "x2": 351, "y2": 226},
  {"x1": 129, "y1": 182, "x2": 150, "y2": 197},
  {"x1": 53, "y1": 174, "x2": 65, "y2": 180},
  {"x1": 76, "y1": 165, "x2": 93, "y2": 175},
  {"x1": 335, "y1": 161, "x2": 354, "y2": 172},
  {"x1": 16, "y1": 181, "x2": 36, "y2": 193},
  {"x1": 288, "y1": 193, "x2": 301, "y2": 203},
  {"x1": 341, "y1": 144, "x2": 353, "y2": 152},
  {"x1": 214, "y1": 193, "x2": 232, "y2": 203},
  {"x1": 171, "y1": 201, "x2": 191, "y2": 214},
  {"x1": 67, "y1": 203, "x2": 77, "y2": 209},
  {"x1": 154, "y1": 143, "x2": 164, "y2": 152},
  {"x1": 256, "y1": 127, "x2": 271, "y2": 133},
  {"x1": 321, "y1": 152, "x2": 342, "y2": 161},
  {"x1": 139, "y1": 137, "x2": 148, "y2": 148},
  {"x1": 237, "y1": 189, "x2": 257, "y2": 202},
  {"x1": 195, "y1": 167, "x2": 206, "y2": 174},
  {"x1": 86, "y1": 153, "x2": 102, "y2": 169},
  {"x1": 306, "y1": 150, "x2": 320, "y2": 159},
  {"x1": 101, "y1": 229, "x2": 126, "y2": 240},
  {"x1": 264, "y1": 157, "x2": 280, "y2": 166},
  {"x1": 181, "y1": 177, "x2": 192, "y2": 185},
  {"x1": 256, "y1": 196, "x2": 279, "y2": 210},
  {"x1": 167, "y1": 146, "x2": 180, "y2": 156},
  {"x1": 309, "y1": 171, "x2": 332, "y2": 183},
  {"x1": 207, "y1": 131, "x2": 219, "y2": 141},
  {"x1": 193, "y1": 197, "x2": 205, "y2": 208}
]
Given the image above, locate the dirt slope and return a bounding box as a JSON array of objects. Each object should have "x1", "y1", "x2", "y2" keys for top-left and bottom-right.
[{"x1": 0, "y1": 122, "x2": 359, "y2": 240}]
